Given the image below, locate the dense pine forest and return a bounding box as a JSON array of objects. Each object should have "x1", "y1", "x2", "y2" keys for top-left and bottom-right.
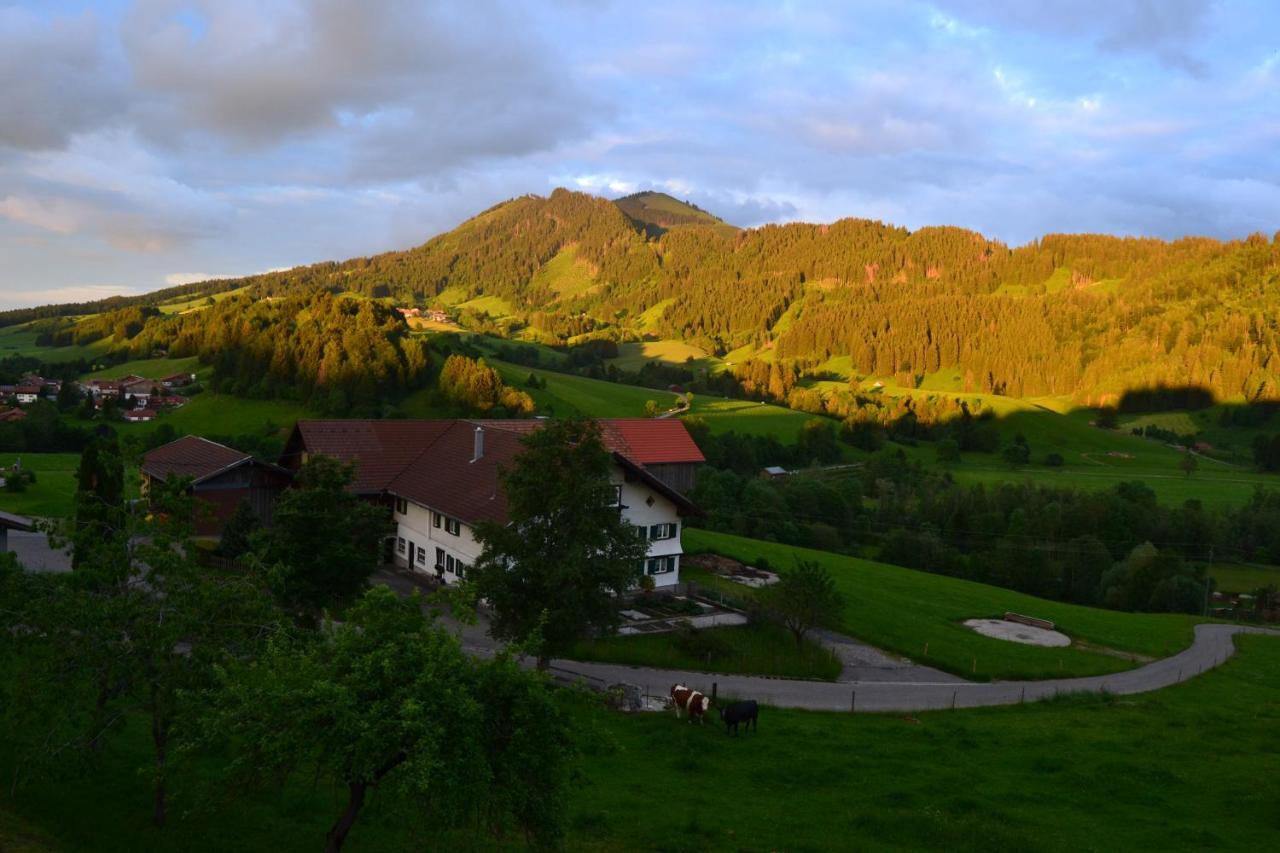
[{"x1": 5, "y1": 188, "x2": 1280, "y2": 409}]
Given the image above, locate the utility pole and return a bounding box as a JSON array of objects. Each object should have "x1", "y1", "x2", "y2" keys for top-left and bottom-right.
[{"x1": 1204, "y1": 545, "x2": 1214, "y2": 616}]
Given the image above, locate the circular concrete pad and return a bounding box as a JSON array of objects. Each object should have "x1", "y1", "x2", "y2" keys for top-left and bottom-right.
[{"x1": 964, "y1": 618, "x2": 1070, "y2": 647}]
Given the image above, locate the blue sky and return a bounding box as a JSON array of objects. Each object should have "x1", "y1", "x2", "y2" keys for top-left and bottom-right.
[{"x1": 1, "y1": 0, "x2": 1277, "y2": 308}]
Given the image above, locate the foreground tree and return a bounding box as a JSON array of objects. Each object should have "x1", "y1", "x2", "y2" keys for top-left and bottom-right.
[
  {"x1": 202, "y1": 587, "x2": 573, "y2": 852},
  {"x1": 2, "y1": 479, "x2": 275, "y2": 826},
  {"x1": 764, "y1": 560, "x2": 845, "y2": 646},
  {"x1": 252, "y1": 455, "x2": 389, "y2": 617},
  {"x1": 471, "y1": 418, "x2": 648, "y2": 669}
]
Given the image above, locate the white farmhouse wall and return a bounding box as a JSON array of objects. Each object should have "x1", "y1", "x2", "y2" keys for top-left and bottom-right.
[{"x1": 390, "y1": 463, "x2": 688, "y2": 589}]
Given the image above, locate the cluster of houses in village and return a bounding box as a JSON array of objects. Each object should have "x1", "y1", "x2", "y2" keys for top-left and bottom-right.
[
  {"x1": 140, "y1": 417, "x2": 704, "y2": 587},
  {"x1": 0, "y1": 371, "x2": 196, "y2": 423},
  {"x1": 396, "y1": 307, "x2": 452, "y2": 324}
]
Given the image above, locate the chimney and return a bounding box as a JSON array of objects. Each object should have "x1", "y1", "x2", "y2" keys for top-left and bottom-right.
[{"x1": 472, "y1": 426, "x2": 484, "y2": 463}]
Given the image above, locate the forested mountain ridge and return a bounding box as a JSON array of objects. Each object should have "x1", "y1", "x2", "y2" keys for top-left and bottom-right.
[{"x1": 7, "y1": 188, "x2": 1280, "y2": 405}]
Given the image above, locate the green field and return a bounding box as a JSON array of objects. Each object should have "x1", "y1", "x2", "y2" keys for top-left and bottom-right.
[
  {"x1": 609, "y1": 339, "x2": 711, "y2": 372},
  {"x1": 684, "y1": 528, "x2": 1201, "y2": 680},
  {"x1": 83, "y1": 357, "x2": 202, "y2": 381},
  {"x1": 531, "y1": 246, "x2": 598, "y2": 301},
  {"x1": 0, "y1": 323, "x2": 110, "y2": 363},
  {"x1": 0, "y1": 453, "x2": 83, "y2": 518},
  {"x1": 492, "y1": 360, "x2": 678, "y2": 419},
  {"x1": 4, "y1": 637, "x2": 1278, "y2": 852},
  {"x1": 113, "y1": 393, "x2": 316, "y2": 439},
  {"x1": 1211, "y1": 562, "x2": 1280, "y2": 594},
  {"x1": 569, "y1": 621, "x2": 843, "y2": 681},
  {"x1": 685, "y1": 396, "x2": 819, "y2": 441}
]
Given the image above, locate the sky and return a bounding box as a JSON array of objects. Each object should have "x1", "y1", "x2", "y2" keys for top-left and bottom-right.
[{"x1": 1, "y1": 0, "x2": 1278, "y2": 309}]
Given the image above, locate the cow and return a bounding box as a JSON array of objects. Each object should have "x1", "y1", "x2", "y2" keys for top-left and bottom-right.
[
  {"x1": 670, "y1": 684, "x2": 693, "y2": 718},
  {"x1": 718, "y1": 700, "x2": 759, "y2": 735},
  {"x1": 686, "y1": 690, "x2": 711, "y2": 724}
]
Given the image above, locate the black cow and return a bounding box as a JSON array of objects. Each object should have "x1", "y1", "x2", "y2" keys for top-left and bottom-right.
[{"x1": 718, "y1": 700, "x2": 758, "y2": 735}]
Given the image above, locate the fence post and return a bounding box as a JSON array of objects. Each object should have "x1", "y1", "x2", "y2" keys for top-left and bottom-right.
[
  {"x1": 1020, "y1": 686, "x2": 1025, "y2": 704},
  {"x1": 711, "y1": 682, "x2": 718, "y2": 704},
  {"x1": 851, "y1": 690, "x2": 856, "y2": 712},
  {"x1": 951, "y1": 690, "x2": 957, "y2": 710}
]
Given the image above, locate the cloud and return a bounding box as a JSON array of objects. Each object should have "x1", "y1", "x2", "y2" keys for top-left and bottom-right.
[
  {"x1": 119, "y1": 0, "x2": 597, "y2": 180},
  {"x1": 0, "y1": 6, "x2": 127, "y2": 150},
  {"x1": 932, "y1": 0, "x2": 1215, "y2": 74}
]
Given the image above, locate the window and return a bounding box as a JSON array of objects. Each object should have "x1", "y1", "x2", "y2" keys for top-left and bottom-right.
[
  {"x1": 608, "y1": 485, "x2": 622, "y2": 507},
  {"x1": 432, "y1": 512, "x2": 442, "y2": 529},
  {"x1": 456, "y1": 562, "x2": 468, "y2": 579},
  {"x1": 435, "y1": 547, "x2": 446, "y2": 570},
  {"x1": 649, "y1": 522, "x2": 678, "y2": 541},
  {"x1": 396, "y1": 537, "x2": 406, "y2": 555},
  {"x1": 415, "y1": 547, "x2": 427, "y2": 567},
  {"x1": 646, "y1": 556, "x2": 676, "y2": 575},
  {"x1": 446, "y1": 554, "x2": 455, "y2": 572},
  {"x1": 635, "y1": 525, "x2": 648, "y2": 541},
  {"x1": 444, "y1": 517, "x2": 461, "y2": 536},
  {"x1": 395, "y1": 497, "x2": 408, "y2": 515}
]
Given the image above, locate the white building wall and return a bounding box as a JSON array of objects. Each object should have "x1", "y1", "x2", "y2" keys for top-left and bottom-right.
[{"x1": 390, "y1": 463, "x2": 688, "y2": 589}]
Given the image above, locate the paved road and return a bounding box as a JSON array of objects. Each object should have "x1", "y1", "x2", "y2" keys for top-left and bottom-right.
[
  {"x1": 374, "y1": 568, "x2": 1280, "y2": 713},
  {"x1": 547, "y1": 624, "x2": 1280, "y2": 712}
]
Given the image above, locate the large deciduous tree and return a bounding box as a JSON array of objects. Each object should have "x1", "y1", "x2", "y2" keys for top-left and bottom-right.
[
  {"x1": 471, "y1": 418, "x2": 648, "y2": 669},
  {"x1": 252, "y1": 455, "x2": 389, "y2": 618},
  {"x1": 201, "y1": 587, "x2": 573, "y2": 852}
]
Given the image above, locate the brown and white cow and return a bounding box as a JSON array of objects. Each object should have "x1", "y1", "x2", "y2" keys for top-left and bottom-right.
[
  {"x1": 670, "y1": 683, "x2": 693, "y2": 718},
  {"x1": 686, "y1": 690, "x2": 711, "y2": 724}
]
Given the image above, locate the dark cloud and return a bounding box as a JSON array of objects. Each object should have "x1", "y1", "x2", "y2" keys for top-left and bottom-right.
[{"x1": 0, "y1": 7, "x2": 127, "y2": 149}]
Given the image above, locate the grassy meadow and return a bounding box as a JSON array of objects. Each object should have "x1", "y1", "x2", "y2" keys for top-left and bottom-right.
[
  {"x1": 568, "y1": 621, "x2": 843, "y2": 681},
  {"x1": 3, "y1": 636, "x2": 1278, "y2": 852},
  {"x1": 683, "y1": 528, "x2": 1201, "y2": 681},
  {"x1": 0, "y1": 453, "x2": 84, "y2": 518},
  {"x1": 83, "y1": 357, "x2": 202, "y2": 381}
]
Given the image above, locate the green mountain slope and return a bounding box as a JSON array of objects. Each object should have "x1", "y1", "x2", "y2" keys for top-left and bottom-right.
[{"x1": 613, "y1": 190, "x2": 738, "y2": 237}]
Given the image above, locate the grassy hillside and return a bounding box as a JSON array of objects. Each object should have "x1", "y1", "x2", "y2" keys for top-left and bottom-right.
[
  {"x1": 0, "y1": 453, "x2": 85, "y2": 518},
  {"x1": 4, "y1": 637, "x2": 1277, "y2": 852},
  {"x1": 684, "y1": 528, "x2": 1201, "y2": 680},
  {"x1": 613, "y1": 190, "x2": 737, "y2": 236},
  {"x1": 83, "y1": 357, "x2": 202, "y2": 380}
]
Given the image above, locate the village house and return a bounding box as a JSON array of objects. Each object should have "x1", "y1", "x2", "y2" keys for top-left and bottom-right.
[
  {"x1": 161, "y1": 372, "x2": 195, "y2": 388},
  {"x1": 279, "y1": 418, "x2": 703, "y2": 588},
  {"x1": 13, "y1": 385, "x2": 41, "y2": 405},
  {"x1": 123, "y1": 409, "x2": 157, "y2": 422},
  {"x1": 424, "y1": 309, "x2": 450, "y2": 323},
  {"x1": 0, "y1": 407, "x2": 28, "y2": 422},
  {"x1": 141, "y1": 436, "x2": 293, "y2": 535}
]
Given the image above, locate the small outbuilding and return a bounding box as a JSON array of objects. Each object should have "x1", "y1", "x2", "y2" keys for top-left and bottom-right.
[{"x1": 142, "y1": 436, "x2": 293, "y2": 535}]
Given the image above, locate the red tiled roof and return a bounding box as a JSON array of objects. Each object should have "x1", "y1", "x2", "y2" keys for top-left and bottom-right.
[
  {"x1": 387, "y1": 422, "x2": 525, "y2": 526},
  {"x1": 469, "y1": 418, "x2": 705, "y2": 465},
  {"x1": 287, "y1": 420, "x2": 454, "y2": 494},
  {"x1": 142, "y1": 435, "x2": 249, "y2": 482}
]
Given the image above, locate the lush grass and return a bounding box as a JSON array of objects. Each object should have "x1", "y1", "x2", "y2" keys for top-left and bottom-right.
[
  {"x1": 683, "y1": 528, "x2": 1201, "y2": 680},
  {"x1": 568, "y1": 621, "x2": 843, "y2": 681},
  {"x1": 609, "y1": 339, "x2": 710, "y2": 372},
  {"x1": 0, "y1": 453, "x2": 82, "y2": 518},
  {"x1": 685, "y1": 396, "x2": 822, "y2": 441},
  {"x1": 1211, "y1": 562, "x2": 1280, "y2": 593},
  {"x1": 455, "y1": 294, "x2": 514, "y2": 317},
  {"x1": 531, "y1": 246, "x2": 598, "y2": 301},
  {"x1": 0, "y1": 323, "x2": 110, "y2": 363},
  {"x1": 156, "y1": 285, "x2": 250, "y2": 315},
  {"x1": 6, "y1": 638, "x2": 1278, "y2": 852},
  {"x1": 573, "y1": 635, "x2": 1280, "y2": 851},
  {"x1": 83, "y1": 357, "x2": 202, "y2": 381},
  {"x1": 491, "y1": 360, "x2": 679, "y2": 418},
  {"x1": 112, "y1": 393, "x2": 316, "y2": 439}
]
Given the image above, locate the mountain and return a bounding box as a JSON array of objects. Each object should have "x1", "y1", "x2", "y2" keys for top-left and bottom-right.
[
  {"x1": 612, "y1": 190, "x2": 738, "y2": 237},
  {"x1": 5, "y1": 188, "x2": 1280, "y2": 405}
]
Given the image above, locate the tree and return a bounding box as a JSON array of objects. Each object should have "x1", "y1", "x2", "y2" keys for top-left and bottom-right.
[
  {"x1": 935, "y1": 438, "x2": 961, "y2": 464},
  {"x1": 763, "y1": 560, "x2": 845, "y2": 646},
  {"x1": 252, "y1": 455, "x2": 389, "y2": 617},
  {"x1": 217, "y1": 497, "x2": 259, "y2": 559},
  {"x1": 471, "y1": 419, "x2": 648, "y2": 669},
  {"x1": 1179, "y1": 450, "x2": 1199, "y2": 478},
  {"x1": 72, "y1": 436, "x2": 126, "y2": 571},
  {"x1": 1001, "y1": 440, "x2": 1030, "y2": 469},
  {"x1": 1, "y1": 479, "x2": 275, "y2": 827},
  {"x1": 643, "y1": 399, "x2": 662, "y2": 417},
  {"x1": 202, "y1": 587, "x2": 573, "y2": 852}
]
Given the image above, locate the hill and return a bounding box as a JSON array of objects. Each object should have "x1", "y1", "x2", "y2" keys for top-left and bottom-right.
[
  {"x1": 612, "y1": 190, "x2": 738, "y2": 237},
  {"x1": 7, "y1": 187, "x2": 1279, "y2": 409}
]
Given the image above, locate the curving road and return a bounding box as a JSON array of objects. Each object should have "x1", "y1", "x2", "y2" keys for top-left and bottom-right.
[{"x1": 546, "y1": 624, "x2": 1280, "y2": 713}]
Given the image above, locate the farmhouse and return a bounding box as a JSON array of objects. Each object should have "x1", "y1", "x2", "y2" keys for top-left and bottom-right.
[
  {"x1": 123, "y1": 409, "x2": 157, "y2": 422},
  {"x1": 280, "y1": 418, "x2": 704, "y2": 588},
  {"x1": 141, "y1": 436, "x2": 293, "y2": 535},
  {"x1": 13, "y1": 385, "x2": 40, "y2": 404}
]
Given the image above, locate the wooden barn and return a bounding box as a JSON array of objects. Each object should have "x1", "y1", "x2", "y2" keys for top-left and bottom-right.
[{"x1": 141, "y1": 436, "x2": 292, "y2": 535}]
